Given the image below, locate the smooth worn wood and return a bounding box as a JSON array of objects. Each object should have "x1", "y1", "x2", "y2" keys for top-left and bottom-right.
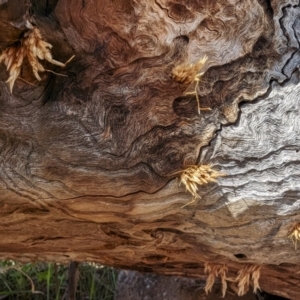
[{"x1": 1, "y1": 0, "x2": 300, "y2": 298}]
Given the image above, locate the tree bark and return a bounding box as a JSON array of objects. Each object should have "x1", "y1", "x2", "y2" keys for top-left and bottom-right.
[{"x1": 1, "y1": 0, "x2": 300, "y2": 298}]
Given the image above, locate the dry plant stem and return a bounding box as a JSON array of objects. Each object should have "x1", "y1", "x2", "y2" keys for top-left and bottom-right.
[
  {"x1": 181, "y1": 197, "x2": 197, "y2": 208},
  {"x1": 63, "y1": 55, "x2": 75, "y2": 65},
  {"x1": 0, "y1": 27, "x2": 74, "y2": 92},
  {"x1": 185, "y1": 79, "x2": 212, "y2": 115},
  {"x1": 45, "y1": 69, "x2": 68, "y2": 77},
  {"x1": 288, "y1": 223, "x2": 300, "y2": 250},
  {"x1": 171, "y1": 56, "x2": 211, "y2": 114},
  {"x1": 17, "y1": 77, "x2": 37, "y2": 87}
]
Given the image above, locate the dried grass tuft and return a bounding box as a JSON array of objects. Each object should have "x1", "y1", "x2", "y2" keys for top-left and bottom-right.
[
  {"x1": 178, "y1": 165, "x2": 224, "y2": 207},
  {"x1": 234, "y1": 264, "x2": 261, "y2": 296},
  {"x1": 204, "y1": 262, "x2": 228, "y2": 298},
  {"x1": 0, "y1": 45, "x2": 25, "y2": 92},
  {"x1": 171, "y1": 55, "x2": 210, "y2": 114},
  {"x1": 204, "y1": 263, "x2": 261, "y2": 297},
  {"x1": 171, "y1": 56, "x2": 207, "y2": 85},
  {"x1": 204, "y1": 262, "x2": 219, "y2": 295},
  {"x1": 0, "y1": 27, "x2": 74, "y2": 92},
  {"x1": 288, "y1": 223, "x2": 300, "y2": 250}
]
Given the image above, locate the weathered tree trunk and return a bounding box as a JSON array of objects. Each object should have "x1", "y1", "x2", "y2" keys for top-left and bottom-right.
[{"x1": 1, "y1": 0, "x2": 300, "y2": 298}]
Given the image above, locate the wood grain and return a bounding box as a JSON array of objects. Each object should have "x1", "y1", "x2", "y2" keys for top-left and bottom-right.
[{"x1": 1, "y1": 0, "x2": 300, "y2": 298}]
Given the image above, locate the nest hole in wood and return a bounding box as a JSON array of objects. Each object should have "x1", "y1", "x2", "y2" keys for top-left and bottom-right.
[{"x1": 234, "y1": 253, "x2": 247, "y2": 259}]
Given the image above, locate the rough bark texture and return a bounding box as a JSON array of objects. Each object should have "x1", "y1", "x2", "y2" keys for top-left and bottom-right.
[{"x1": 1, "y1": 0, "x2": 300, "y2": 298}]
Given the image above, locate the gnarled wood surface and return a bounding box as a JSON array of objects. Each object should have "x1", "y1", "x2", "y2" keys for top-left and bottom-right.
[{"x1": 1, "y1": 0, "x2": 300, "y2": 298}]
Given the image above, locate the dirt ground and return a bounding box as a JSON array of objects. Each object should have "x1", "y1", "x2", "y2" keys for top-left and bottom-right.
[{"x1": 114, "y1": 270, "x2": 260, "y2": 300}]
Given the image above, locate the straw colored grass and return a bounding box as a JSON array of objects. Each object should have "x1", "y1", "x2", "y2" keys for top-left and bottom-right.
[
  {"x1": 0, "y1": 26, "x2": 74, "y2": 92},
  {"x1": 234, "y1": 264, "x2": 261, "y2": 296},
  {"x1": 204, "y1": 262, "x2": 228, "y2": 298},
  {"x1": 178, "y1": 165, "x2": 224, "y2": 206},
  {"x1": 171, "y1": 56, "x2": 211, "y2": 114},
  {"x1": 171, "y1": 56, "x2": 207, "y2": 85},
  {"x1": 288, "y1": 223, "x2": 300, "y2": 250},
  {"x1": 204, "y1": 263, "x2": 261, "y2": 297}
]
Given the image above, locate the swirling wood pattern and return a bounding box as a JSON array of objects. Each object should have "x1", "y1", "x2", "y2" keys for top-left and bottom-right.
[{"x1": 1, "y1": 0, "x2": 300, "y2": 298}]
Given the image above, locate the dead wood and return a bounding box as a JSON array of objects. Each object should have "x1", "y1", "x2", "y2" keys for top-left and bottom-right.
[{"x1": 1, "y1": 0, "x2": 300, "y2": 298}]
